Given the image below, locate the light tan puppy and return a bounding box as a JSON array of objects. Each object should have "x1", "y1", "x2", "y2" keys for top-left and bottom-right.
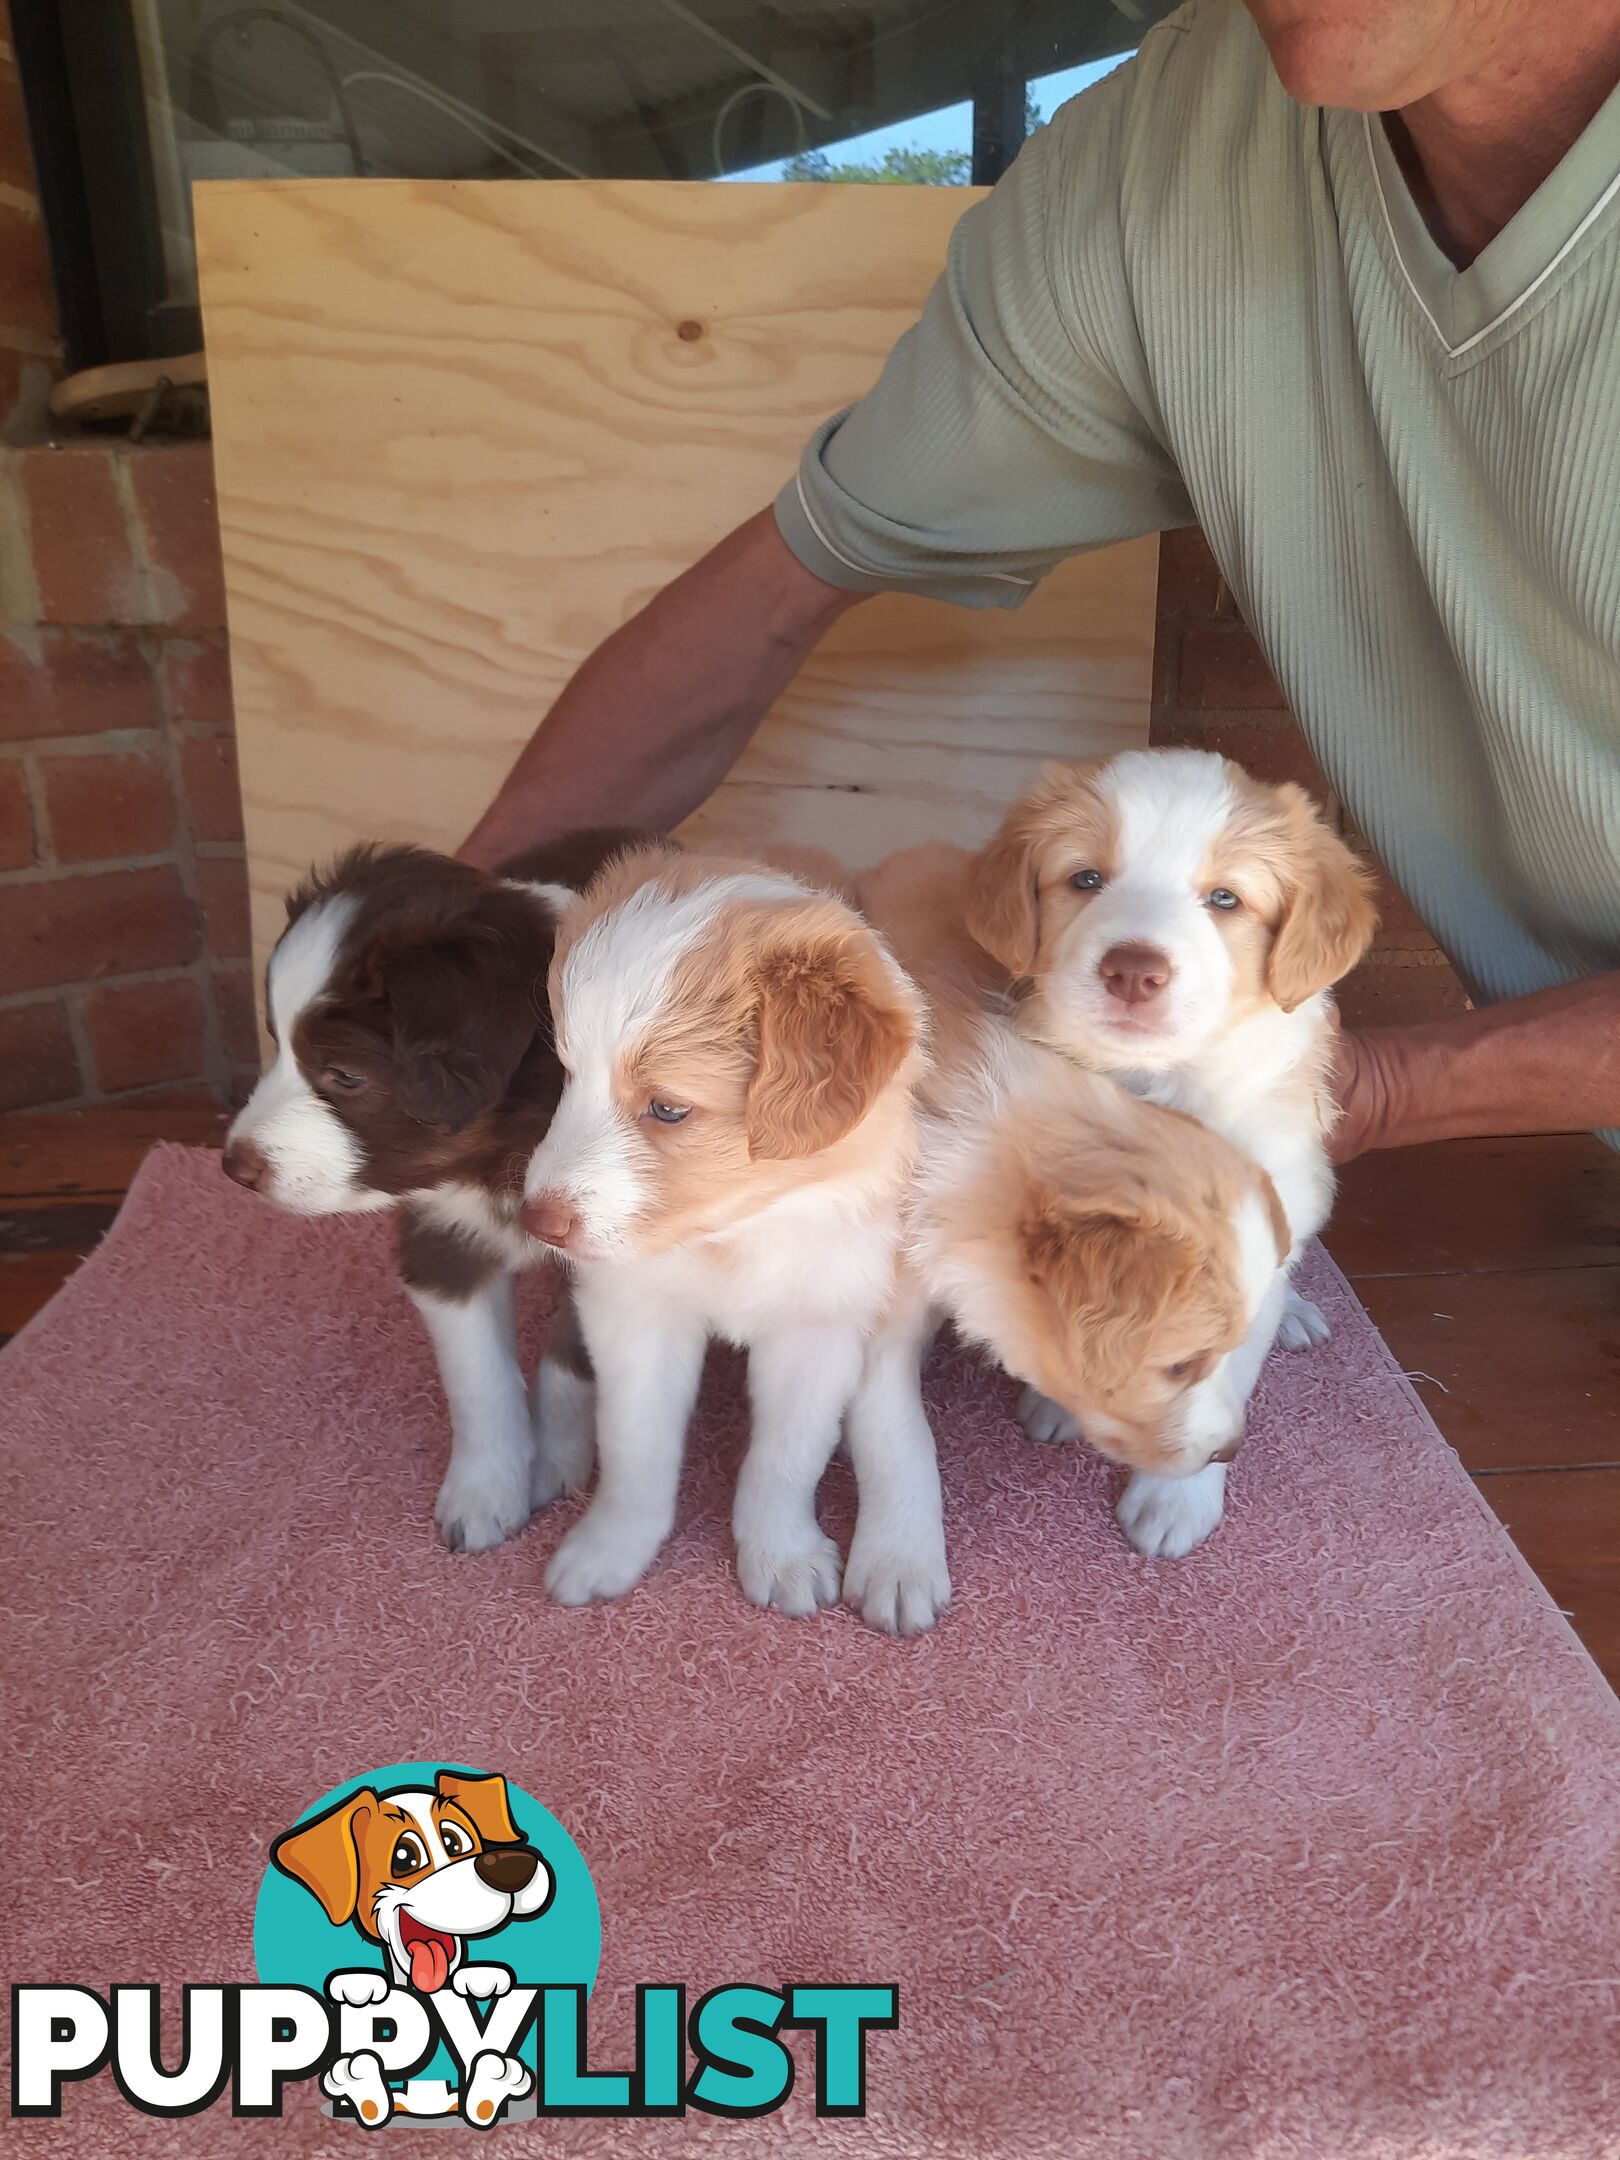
[
  {"x1": 518, "y1": 842, "x2": 950, "y2": 1632},
  {"x1": 857, "y1": 845, "x2": 1288, "y2": 1553},
  {"x1": 960, "y1": 749, "x2": 1376, "y2": 1552}
]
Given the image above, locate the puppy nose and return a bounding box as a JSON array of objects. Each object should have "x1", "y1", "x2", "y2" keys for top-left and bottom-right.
[
  {"x1": 521, "y1": 1192, "x2": 578, "y2": 1249},
  {"x1": 1099, "y1": 942, "x2": 1172, "y2": 1006},
  {"x1": 222, "y1": 1137, "x2": 269, "y2": 1192},
  {"x1": 474, "y1": 1847, "x2": 539, "y2": 1893}
]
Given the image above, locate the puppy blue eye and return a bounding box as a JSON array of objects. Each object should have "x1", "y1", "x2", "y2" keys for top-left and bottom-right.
[
  {"x1": 1207, "y1": 888, "x2": 1241, "y2": 911},
  {"x1": 647, "y1": 1100, "x2": 690, "y2": 1124},
  {"x1": 1070, "y1": 869, "x2": 1104, "y2": 892},
  {"x1": 325, "y1": 1066, "x2": 364, "y2": 1091}
]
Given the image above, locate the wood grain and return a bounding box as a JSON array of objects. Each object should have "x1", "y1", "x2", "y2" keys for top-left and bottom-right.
[
  {"x1": 1330, "y1": 1134, "x2": 1620, "y2": 1278},
  {"x1": 192, "y1": 180, "x2": 1156, "y2": 981},
  {"x1": 1352, "y1": 1265, "x2": 1620, "y2": 1474},
  {"x1": 1474, "y1": 1468, "x2": 1620, "y2": 1690}
]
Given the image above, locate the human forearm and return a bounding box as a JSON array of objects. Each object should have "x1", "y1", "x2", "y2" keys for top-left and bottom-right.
[
  {"x1": 1331, "y1": 971, "x2": 1620, "y2": 1158},
  {"x1": 461, "y1": 508, "x2": 864, "y2": 865}
]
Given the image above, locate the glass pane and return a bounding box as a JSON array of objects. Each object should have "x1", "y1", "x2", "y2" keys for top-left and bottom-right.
[{"x1": 128, "y1": 1, "x2": 1176, "y2": 328}]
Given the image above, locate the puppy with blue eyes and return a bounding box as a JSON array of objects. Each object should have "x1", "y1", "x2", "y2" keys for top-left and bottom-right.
[
  {"x1": 963, "y1": 749, "x2": 1376, "y2": 1555},
  {"x1": 517, "y1": 842, "x2": 950, "y2": 1636}
]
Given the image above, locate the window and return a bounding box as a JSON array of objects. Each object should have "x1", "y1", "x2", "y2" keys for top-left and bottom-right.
[{"x1": 18, "y1": 0, "x2": 1175, "y2": 368}]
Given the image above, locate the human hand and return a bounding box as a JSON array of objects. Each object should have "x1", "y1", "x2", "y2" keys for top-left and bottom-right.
[{"x1": 1326, "y1": 1011, "x2": 1395, "y2": 1164}]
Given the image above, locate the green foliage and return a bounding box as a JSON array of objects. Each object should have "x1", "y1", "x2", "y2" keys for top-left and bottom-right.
[
  {"x1": 780, "y1": 89, "x2": 1045, "y2": 189},
  {"x1": 781, "y1": 143, "x2": 972, "y2": 186}
]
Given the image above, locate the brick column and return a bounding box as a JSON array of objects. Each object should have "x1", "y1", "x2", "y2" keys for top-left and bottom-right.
[
  {"x1": 1151, "y1": 528, "x2": 1469, "y2": 1026},
  {"x1": 0, "y1": 441, "x2": 257, "y2": 1109}
]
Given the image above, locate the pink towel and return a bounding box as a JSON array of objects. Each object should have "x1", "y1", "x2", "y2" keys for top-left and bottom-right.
[{"x1": 5, "y1": 1145, "x2": 1620, "y2": 2156}]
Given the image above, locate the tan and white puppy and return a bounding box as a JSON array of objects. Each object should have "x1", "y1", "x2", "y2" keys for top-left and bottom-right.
[
  {"x1": 963, "y1": 749, "x2": 1376, "y2": 1550},
  {"x1": 861, "y1": 844, "x2": 1288, "y2": 1557},
  {"x1": 518, "y1": 845, "x2": 948, "y2": 1634}
]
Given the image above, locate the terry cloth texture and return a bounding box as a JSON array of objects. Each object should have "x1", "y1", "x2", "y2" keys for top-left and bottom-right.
[{"x1": 5, "y1": 1144, "x2": 1620, "y2": 2157}]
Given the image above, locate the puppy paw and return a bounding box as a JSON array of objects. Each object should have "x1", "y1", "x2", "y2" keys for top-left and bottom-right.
[
  {"x1": 545, "y1": 1505, "x2": 663, "y2": 1606},
  {"x1": 736, "y1": 1532, "x2": 843, "y2": 1617},
  {"x1": 1117, "y1": 1467, "x2": 1226, "y2": 1560},
  {"x1": 461, "y1": 2050, "x2": 532, "y2": 2128},
  {"x1": 1277, "y1": 1289, "x2": 1331, "y2": 1352},
  {"x1": 435, "y1": 1460, "x2": 532, "y2": 1554},
  {"x1": 843, "y1": 1532, "x2": 950, "y2": 1637},
  {"x1": 327, "y1": 1970, "x2": 391, "y2": 2008},
  {"x1": 1017, "y1": 1385, "x2": 1082, "y2": 1446},
  {"x1": 452, "y1": 1964, "x2": 512, "y2": 2001},
  {"x1": 324, "y1": 2050, "x2": 393, "y2": 2127}
]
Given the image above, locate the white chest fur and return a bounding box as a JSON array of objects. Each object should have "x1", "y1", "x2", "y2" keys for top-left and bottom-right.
[
  {"x1": 1116, "y1": 999, "x2": 1337, "y2": 1251},
  {"x1": 593, "y1": 1181, "x2": 904, "y2": 1348}
]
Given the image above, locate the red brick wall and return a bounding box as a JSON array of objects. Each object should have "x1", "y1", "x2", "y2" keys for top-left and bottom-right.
[
  {"x1": 0, "y1": 441, "x2": 257, "y2": 1109},
  {"x1": 1151, "y1": 528, "x2": 1468, "y2": 1026},
  {"x1": 0, "y1": 1, "x2": 257, "y2": 1112}
]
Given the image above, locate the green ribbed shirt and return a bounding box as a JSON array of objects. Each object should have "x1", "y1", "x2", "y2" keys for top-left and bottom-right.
[{"x1": 776, "y1": 0, "x2": 1620, "y2": 1014}]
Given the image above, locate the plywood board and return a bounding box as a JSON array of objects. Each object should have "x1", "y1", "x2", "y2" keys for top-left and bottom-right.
[{"x1": 193, "y1": 179, "x2": 1156, "y2": 978}]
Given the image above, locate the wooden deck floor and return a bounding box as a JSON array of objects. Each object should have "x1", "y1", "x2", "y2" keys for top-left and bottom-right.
[{"x1": 4, "y1": 1109, "x2": 1617, "y2": 1685}]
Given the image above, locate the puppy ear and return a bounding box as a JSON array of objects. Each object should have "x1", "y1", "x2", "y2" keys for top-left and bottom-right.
[
  {"x1": 271, "y1": 1789, "x2": 378, "y2": 1927},
  {"x1": 1266, "y1": 790, "x2": 1378, "y2": 1011},
  {"x1": 745, "y1": 918, "x2": 917, "y2": 1160},
  {"x1": 964, "y1": 810, "x2": 1042, "y2": 979},
  {"x1": 1021, "y1": 1200, "x2": 1230, "y2": 1393},
  {"x1": 436, "y1": 1769, "x2": 522, "y2": 1846},
  {"x1": 383, "y1": 935, "x2": 540, "y2": 1133}
]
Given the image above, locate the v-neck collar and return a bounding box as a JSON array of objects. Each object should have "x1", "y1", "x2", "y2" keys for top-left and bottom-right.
[{"x1": 1355, "y1": 74, "x2": 1620, "y2": 358}]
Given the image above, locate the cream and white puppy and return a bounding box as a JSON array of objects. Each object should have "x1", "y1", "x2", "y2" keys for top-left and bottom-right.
[
  {"x1": 861, "y1": 844, "x2": 1288, "y2": 1558},
  {"x1": 518, "y1": 844, "x2": 949, "y2": 1635},
  {"x1": 963, "y1": 749, "x2": 1376, "y2": 1550}
]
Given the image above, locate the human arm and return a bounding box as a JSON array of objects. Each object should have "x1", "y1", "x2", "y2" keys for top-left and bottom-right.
[
  {"x1": 1330, "y1": 972, "x2": 1620, "y2": 1159},
  {"x1": 460, "y1": 509, "x2": 864, "y2": 865}
]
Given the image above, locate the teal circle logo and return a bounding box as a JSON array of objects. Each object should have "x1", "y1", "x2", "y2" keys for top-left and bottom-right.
[{"x1": 253, "y1": 1761, "x2": 598, "y2": 2117}]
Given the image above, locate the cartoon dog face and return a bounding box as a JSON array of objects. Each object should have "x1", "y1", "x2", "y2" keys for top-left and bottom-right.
[{"x1": 271, "y1": 1770, "x2": 553, "y2": 1993}]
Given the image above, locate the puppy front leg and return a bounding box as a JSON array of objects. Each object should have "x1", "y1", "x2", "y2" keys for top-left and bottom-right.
[
  {"x1": 531, "y1": 1278, "x2": 595, "y2": 1509},
  {"x1": 1221, "y1": 1267, "x2": 1292, "y2": 1414},
  {"x1": 1115, "y1": 1273, "x2": 1289, "y2": 1561},
  {"x1": 408, "y1": 1269, "x2": 535, "y2": 1555},
  {"x1": 733, "y1": 1326, "x2": 863, "y2": 1616},
  {"x1": 843, "y1": 1288, "x2": 951, "y2": 1636},
  {"x1": 545, "y1": 1281, "x2": 704, "y2": 1606}
]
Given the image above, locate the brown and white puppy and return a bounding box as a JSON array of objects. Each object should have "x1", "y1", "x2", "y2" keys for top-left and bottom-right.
[
  {"x1": 961, "y1": 749, "x2": 1376, "y2": 1551},
  {"x1": 517, "y1": 844, "x2": 949, "y2": 1634},
  {"x1": 222, "y1": 833, "x2": 641, "y2": 1553},
  {"x1": 860, "y1": 842, "x2": 1288, "y2": 1557}
]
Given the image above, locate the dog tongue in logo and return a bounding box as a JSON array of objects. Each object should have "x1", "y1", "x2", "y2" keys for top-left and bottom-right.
[{"x1": 400, "y1": 1914, "x2": 454, "y2": 1993}]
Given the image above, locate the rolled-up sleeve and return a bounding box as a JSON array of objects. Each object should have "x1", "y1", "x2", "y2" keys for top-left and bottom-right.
[{"x1": 776, "y1": 72, "x2": 1191, "y2": 609}]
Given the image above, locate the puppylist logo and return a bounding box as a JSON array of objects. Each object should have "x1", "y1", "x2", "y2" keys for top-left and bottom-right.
[{"x1": 11, "y1": 1760, "x2": 898, "y2": 2130}]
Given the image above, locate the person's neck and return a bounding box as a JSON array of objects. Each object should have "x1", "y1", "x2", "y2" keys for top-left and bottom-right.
[{"x1": 1387, "y1": 21, "x2": 1620, "y2": 266}]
